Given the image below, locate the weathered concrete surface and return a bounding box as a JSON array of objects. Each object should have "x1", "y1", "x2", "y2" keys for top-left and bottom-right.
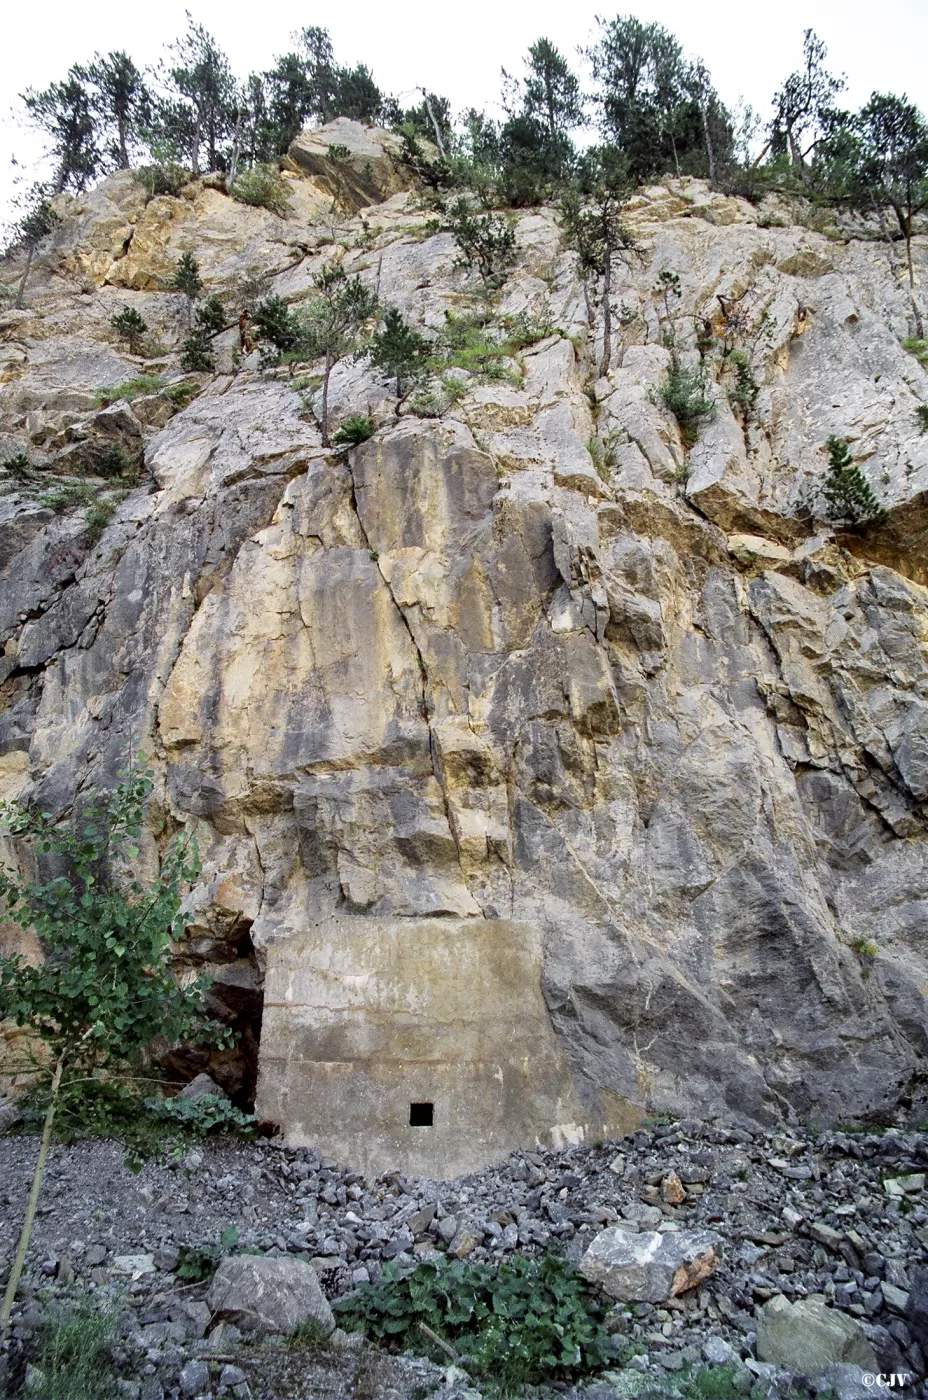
[
  {"x1": 257, "y1": 919, "x2": 637, "y2": 1178},
  {"x1": 1, "y1": 154, "x2": 928, "y2": 1144}
]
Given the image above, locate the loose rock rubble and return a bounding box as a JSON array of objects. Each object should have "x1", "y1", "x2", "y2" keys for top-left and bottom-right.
[{"x1": 1, "y1": 1114, "x2": 926, "y2": 1398}]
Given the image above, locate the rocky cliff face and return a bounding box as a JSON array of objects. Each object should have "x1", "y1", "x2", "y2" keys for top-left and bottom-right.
[{"x1": 1, "y1": 123, "x2": 927, "y2": 1126}]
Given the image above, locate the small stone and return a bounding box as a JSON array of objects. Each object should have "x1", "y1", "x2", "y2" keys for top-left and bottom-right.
[
  {"x1": 84, "y1": 1244, "x2": 107, "y2": 1268},
  {"x1": 218, "y1": 1365, "x2": 246, "y2": 1389},
  {"x1": 179, "y1": 1073, "x2": 228, "y2": 1102},
  {"x1": 56, "y1": 1257, "x2": 74, "y2": 1284},
  {"x1": 782, "y1": 1207, "x2": 804, "y2": 1230},
  {"x1": 112, "y1": 1255, "x2": 156, "y2": 1278},
  {"x1": 814, "y1": 1364, "x2": 876, "y2": 1400},
  {"x1": 0, "y1": 1103, "x2": 24, "y2": 1134},
  {"x1": 24, "y1": 1365, "x2": 46, "y2": 1393},
  {"x1": 661, "y1": 1172, "x2": 686, "y2": 1205},
  {"x1": 447, "y1": 1226, "x2": 481, "y2": 1259},
  {"x1": 153, "y1": 1246, "x2": 179, "y2": 1272},
  {"x1": 608, "y1": 1154, "x2": 626, "y2": 1175},
  {"x1": 437, "y1": 1216, "x2": 458, "y2": 1244},
  {"x1": 881, "y1": 1283, "x2": 910, "y2": 1313},
  {"x1": 178, "y1": 1359, "x2": 209, "y2": 1397},
  {"x1": 809, "y1": 1222, "x2": 844, "y2": 1250},
  {"x1": 703, "y1": 1336, "x2": 736, "y2": 1365}
]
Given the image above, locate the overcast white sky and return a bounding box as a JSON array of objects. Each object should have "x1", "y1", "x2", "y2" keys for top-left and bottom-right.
[{"x1": 2, "y1": 0, "x2": 927, "y2": 225}]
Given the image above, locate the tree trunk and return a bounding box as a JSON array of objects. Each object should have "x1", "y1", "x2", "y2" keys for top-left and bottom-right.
[
  {"x1": 700, "y1": 102, "x2": 717, "y2": 188},
  {"x1": 118, "y1": 114, "x2": 129, "y2": 170},
  {"x1": 600, "y1": 252, "x2": 613, "y2": 379},
  {"x1": 191, "y1": 113, "x2": 201, "y2": 178},
  {"x1": 0, "y1": 1054, "x2": 66, "y2": 1338},
  {"x1": 14, "y1": 243, "x2": 36, "y2": 311},
  {"x1": 420, "y1": 90, "x2": 446, "y2": 159},
  {"x1": 321, "y1": 353, "x2": 333, "y2": 447},
  {"x1": 906, "y1": 233, "x2": 924, "y2": 339},
  {"x1": 228, "y1": 110, "x2": 243, "y2": 188}
]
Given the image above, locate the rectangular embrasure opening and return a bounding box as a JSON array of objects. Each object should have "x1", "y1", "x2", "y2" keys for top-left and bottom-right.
[{"x1": 409, "y1": 1101, "x2": 434, "y2": 1127}]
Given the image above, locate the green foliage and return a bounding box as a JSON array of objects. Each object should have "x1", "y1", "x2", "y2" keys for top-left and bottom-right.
[
  {"x1": 170, "y1": 251, "x2": 203, "y2": 300},
  {"x1": 150, "y1": 1093, "x2": 258, "y2": 1137},
  {"x1": 1, "y1": 452, "x2": 32, "y2": 479},
  {"x1": 850, "y1": 934, "x2": 879, "y2": 959},
  {"x1": 683, "y1": 1363, "x2": 753, "y2": 1400},
  {"x1": 447, "y1": 198, "x2": 517, "y2": 287},
  {"x1": 408, "y1": 377, "x2": 467, "y2": 419},
  {"x1": 336, "y1": 1253, "x2": 615, "y2": 1396},
  {"x1": 290, "y1": 267, "x2": 379, "y2": 444},
  {"x1": 22, "y1": 71, "x2": 100, "y2": 194},
  {"x1": 817, "y1": 434, "x2": 888, "y2": 528},
  {"x1": 231, "y1": 163, "x2": 293, "y2": 216},
  {"x1": 191, "y1": 293, "x2": 226, "y2": 340},
  {"x1": 133, "y1": 163, "x2": 189, "y2": 198},
  {"x1": 94, "y1": 375, "x2": 163, "y2": 405},
  {"x1": 252, "y1": 293, "x2": 301, "y2": 361},
  {"x1": 916, "y1": 405, "x2": 928, "y2": 435},
  {"x1": 0, "y1": 755, "x2": 224, "y2": 1086},
  {"x1": 37, "y1": 481, "x2": 98, "y2": 513},
  {"x1": 904, "y1": 337, "x2": 928, "y2": 367},
  {"x1": 163, "y1": 380, "x2": 200, "y2": 406},
  {"x1": 85, "y1": 498, "x2": 116, "y2": 543},
  {"x1": 97, "y1": 445, "x2": 134, "y2": 478},
  {"x1": 176, "y1": 1226, "x2": 242, "y2": 1283},
  {"x1": 588, "y1": 429, "x2": 623, "y2": 480},
  {"x1": 180, "y1": 330, "x2": 215, "y2": 373},
  {"x1": 727, "y1": 350, "x2": 760, "y2": 416},
  {"x1": 331, "y1": 415, "x2": 376, "y2": 446},
  {"x1": 29, "y1": 1299, "x2": 119, "y2": 1400},
  {"x1": 79, "y1": 50, "x2": 150, "y2": 172},
  {"x1": 435, "y1": 311, "x2": 519, "y2": 381},
  {"x1": 110, "y1": 306, "x2": 148, "y2": 355},
  {"x1": 659, "y1": 356, "x2": 716, "y2": 447},
  {"x1": 368, "y1": 307, "x2": 431, "y2": 398},
  {"x1": 587, "y1": 17, "x2": 732, "y2": 182}
]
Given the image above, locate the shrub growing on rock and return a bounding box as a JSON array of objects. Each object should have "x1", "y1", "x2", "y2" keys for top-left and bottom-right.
[
  {"x1": 230, "y1": 163, "x2": 292, "y2": 216},
  {"x1": 447, "y1": 197, "x2": 517, "y2": 289},
  {"x1": 110, "y1": 306, "x2": 148, "y2": 355},
  {"x1": 817, "y1": 434, "x2": 887, "y2": 528},
  {"x1": 331, "y1": 414, "x2": 376, "y2": 446},
  {"x1": 0, "y1": 755, "x2": 226, "y2": 1333},
  {"x1": 336, "y1": 1252, "x2": 615, "y2": 1395},
  {"x1": 659, "y1": 356, "x2": 716, "y2": 447}
]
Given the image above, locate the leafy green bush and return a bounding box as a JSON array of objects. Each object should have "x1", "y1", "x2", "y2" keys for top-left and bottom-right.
[
  {"x1": 38, "y1": 482, "x2": 98, "y2": 513},
  {"x1": 170, "y1": 251, "x2": 203, "y2": 301},
  {"x1": 148, "y1": 1092, "x2": 258, "y2": 1137},
  {"x1": 447, "y1": 198, "x2": 517, "y2": 288},
  {"x1": 817, "y1": 434, "x2": 887, "y2": 528},
  {"x1": 231, "y1": 164, "x2": 293, "y2": 216},
  {"x1": 110, "y1": 307, "x2": 148, "y2": 355},
  {"x1": 903, "y1": 336, "x2": 928, "y2": 368},
  {"x1": 85, "y1": 498, "x2": 116, "y2": 543},
  {"x1": 726, "y1": 350, "x2": 759, "y2": 416},
  {"x1": 659, "y1": 356, "x2": 715, "y2": 448},
  {"x1": 29, "y1": 1300, "x2": 119, "y2": 1400},
  {"x1": 252, "y1": 293, "x2": 301, "y2": 362},
  {"x1": 133, "y1": 163, "x2": 189, "y2": 199},
  {"x1": 195, "y1": 293, "x2": 226, "y2": 335},
  {"x1": 916, "y1": 404, "x2": 928, "y2": 435},
  {"x1": 94, "y1": 376, "x2": 164, "y2": 406},
  {"x1": 176, "y1": 1226, "x2": 242, "y2": 1283},
  {"x1": 331, "y1": 414, "x2": 376, "y2": 446},
  {"x1": 98, "y1": 445, "x2": 133, "y2": 478},
  {"x1": 180, "y1": 330, "x2": 215, "y2": 372},
  {"x1": 436, "y1": 311, "x2": 517, "y2": 381},
  {"x1": 336, "y1": 1253, "x2": 615, "y2": 1396},
  {"x1": 0, "y1": 451, "x2": 32, "y2": 478}
]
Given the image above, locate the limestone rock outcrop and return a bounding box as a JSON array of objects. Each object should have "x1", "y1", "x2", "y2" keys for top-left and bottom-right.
[{"x1": 1, "y1": 133, "x2": 927, "y2": 1136}]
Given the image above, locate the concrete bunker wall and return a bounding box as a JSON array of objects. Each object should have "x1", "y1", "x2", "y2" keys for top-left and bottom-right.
[{"x1": 255, "y1": 918, "x2": 637, "y2": 1179}]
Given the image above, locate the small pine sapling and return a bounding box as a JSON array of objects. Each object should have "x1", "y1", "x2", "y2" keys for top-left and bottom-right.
[
  {"x1": 367, "y1": 307, "x2": 431, "y2": 400},
  {"x1": 110, "y1": 307, "x2": 148, "y2": 355},
  {"x1": 817, "y1": 434, "x2": 888, "y2": 528},
  {"x1": 170, "y1": 252, "x2": 203, "y2": 326}
]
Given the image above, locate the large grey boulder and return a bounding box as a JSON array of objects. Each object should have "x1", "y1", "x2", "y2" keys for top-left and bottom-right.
[
  {"x1": 579, "y1": 1227, "x2": 722, "y2": 1302},
  {"x1": 206, "y1": 1255, "x2": 335, "y2": 1336},
  {"x1": 755, "y1": 1294, "x2": 879, "y2": 1375}
]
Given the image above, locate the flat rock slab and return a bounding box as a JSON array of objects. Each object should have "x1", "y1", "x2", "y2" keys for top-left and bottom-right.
[
  {"x1": 755, "y1": 1293, "x2": 878, "y2": 1375},
  {"x1": 207, "y1": 1254, "x2": 335, "y2": 1336},
  {"x1": 579, "y1": 1227, "x2": 723, "y2": 1302}
]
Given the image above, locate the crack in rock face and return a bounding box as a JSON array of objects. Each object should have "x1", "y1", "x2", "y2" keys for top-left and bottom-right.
[{"x1": 2, "y1": 124, "x2": 928, "y2": 1169}]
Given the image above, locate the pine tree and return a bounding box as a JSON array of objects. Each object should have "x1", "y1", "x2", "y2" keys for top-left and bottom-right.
[
  {"x1": 23, "y1": 71, "x2": 100, "y2": 194},
  {"x1": 170, "y1": 252, "x2": 203, "y2": 327},
  {"x1": 111, "y1": 306, "x2": 148, "y2": 355},
  {"x1": 295, "y1": 267, "x2": 378, "y2": 446},
  {"x1": 368, "y1": 308, "x2": 430, "y2": 399},
  {"x1": 80, "y1": 51, "x2": 149, "y2": 170},
  {"x1": 560, "y1": 147, "x2": 635, "y2": 376},
  {"x1": 12, "y1": 191, "x2": 60, "y2": 310},
  {"x1": 159, "y1": 18, "x2": 236, "y2": 175},
  {"x1": 818, "y1": 435, "x2": 887, "y2": 528},
  {"x1": 523, "y1": 38, "x2": 583, "y2": 140}
]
